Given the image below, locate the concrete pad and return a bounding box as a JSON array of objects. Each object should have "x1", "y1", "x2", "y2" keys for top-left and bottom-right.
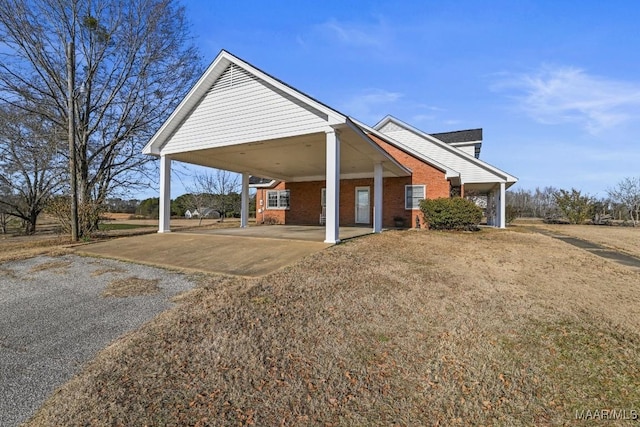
[
  {"x1": 76, "y1": 232, "x2": 331, "y2": 277},
  {"x1": 186, "y1": 225, "x2": 373, "y2": 242}
]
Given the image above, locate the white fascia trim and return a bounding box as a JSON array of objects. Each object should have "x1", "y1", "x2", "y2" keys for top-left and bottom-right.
[
  {"x1": 351, "y1": 118, "x2": 461, "y2": 180},
  {"x1": 376, "y1": 116, "x2": 518, "y2": 183},
  {"x1": 143, "y1": 54, "x2": 233, "y2": 156},
  {"x1": 142, "y1": 50, "x2": 347, "y2": 156},
  {"x1": 373, "y1": 115, "x2": 394, "y2": 130},
  {"x1": 343, "y1": 118, "x2": 411, "y2": 176},
  {"x1": 249, "y1": 180, "x2": 278, "y2": 188},
  {"x1": 450, "y1": 141, "x2": 482, "y2": 146}
]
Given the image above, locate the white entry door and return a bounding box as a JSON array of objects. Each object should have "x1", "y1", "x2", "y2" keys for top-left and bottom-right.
[{"x1": 355, "y1": 187, "x2": 370, "y2": 224}]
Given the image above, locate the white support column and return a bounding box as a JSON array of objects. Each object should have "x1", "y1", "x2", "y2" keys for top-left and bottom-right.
[
  {"x1": 325, "y1": 130, "x2": 340, "y2": 244},
  {"x1": 499, "y1": 182, "x2": 506, "y2": 229},
  {"x1": 241, "y1": 172, "x2": 249, "y2": 228},
  {"x1": 493, "y1": 187, "x2": 500, "y2": 226},
  {"x1": 485, "y1": 191, "x2": 491, "y2": 226},
  {"x1": 158, "y1": 155, "x2": 171, "y2": 233},
  {"x1": 373, "y1": 162, "x2": 383, "y2": 233}
]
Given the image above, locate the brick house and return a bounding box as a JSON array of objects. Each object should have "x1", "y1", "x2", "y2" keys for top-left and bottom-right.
[{"x1": 143, "y1": 50, "x2": 517, "y2": 243}]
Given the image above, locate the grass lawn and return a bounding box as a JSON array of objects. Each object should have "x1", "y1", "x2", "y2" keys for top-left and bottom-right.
[
  {"x1": 23, "y1": 229, "x2": 640, "y2": 426},
  {"x1": 518, "y1": 222, "x2": 640, "y2": 259},
  {"x1": 97, "y1": 223, "x2": 156, "y2": 231}
]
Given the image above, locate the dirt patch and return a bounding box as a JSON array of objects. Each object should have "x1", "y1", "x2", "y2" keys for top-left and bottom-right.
[
  {"x1": 26, "y1": 230, "x2": 640, "y2": 426},
  {"x1": 91, "y1": 267, "x2": 126, "y2": 277},
  {"x1": 0, "y1": 267, "x2": 17, "y2": 279},
  {"x1": 29, "y1": 260, "x2": 72, "y2": 274},
  {"x1": 102, "y1": 277, "x2": 161, "y2": 298}
]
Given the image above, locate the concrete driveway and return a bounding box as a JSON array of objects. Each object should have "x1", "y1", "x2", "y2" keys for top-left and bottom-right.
[
  {"x1": 76, "y1": 230, "x2": 333, "y2": 276},
  {"x1": 0, "y1": 255, "x2": 196, "y2": 426}
]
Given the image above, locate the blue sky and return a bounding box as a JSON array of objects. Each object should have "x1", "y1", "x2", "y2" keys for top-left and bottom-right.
[{"x1": 166, "y1": 0, "x2": 640, "y2": 198}]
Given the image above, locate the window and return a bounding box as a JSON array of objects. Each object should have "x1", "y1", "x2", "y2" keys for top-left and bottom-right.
[
  {"x1": 405, "y1": 185, "x2": 425, "y2": 209},
  {"x1": 321, "y1": 188, "x2": 326, "y2": 207},
  {"x1": 266, "y1": 190, "x2": 290, "y2": 209}
]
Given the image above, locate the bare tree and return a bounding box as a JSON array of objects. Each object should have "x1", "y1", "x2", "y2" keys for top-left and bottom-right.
[
  {"x1": 505, "y1": 186, "x2": 560, "y2": 219},
  {"x1": 608, "y1": 177, "x2": 640, "y2": 226},
  {"x1": 0, "y1": 104, "x2": 64, "y2": 234},
  {"x1": 0, "y1": 181, "x2": 12, "y2": 234},
  {"x1": 0, "y1": 0, "x2": 202, "y2": 235},
  {"x1": 186, "y1": 170, "x2": 241, "y2": 224}
]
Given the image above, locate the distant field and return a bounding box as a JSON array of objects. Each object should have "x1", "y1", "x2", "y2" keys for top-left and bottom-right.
[
  {"x1": 25, "y1": 229, "x2": 640, "y2": 426},
  {"x1": 101, "y1": 213, "x2": 133, "y2": 221}
]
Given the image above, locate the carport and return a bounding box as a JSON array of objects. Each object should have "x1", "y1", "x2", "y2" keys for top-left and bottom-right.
[{"x1": 143, "y1": 50, "x2": 409, "y2": 243}]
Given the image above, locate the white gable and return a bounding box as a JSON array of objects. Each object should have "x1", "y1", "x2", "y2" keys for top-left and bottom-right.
[
  {"x1": 451, "y1": 143, "x2": 477, "y2": 157},
  {"x1": 160, "y1": 64, "x2": 333, "y2": 155},
  {"x1": 377, "y1": 121, "x2": 514, "y2": 184}
]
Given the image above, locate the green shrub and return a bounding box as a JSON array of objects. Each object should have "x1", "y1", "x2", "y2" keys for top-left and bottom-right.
[
  {"x1": 553, "y1": 188, "x2": 593, "y2": 224},
  {"x1": 419, "y1": 197, "x2": 482, "y2": 231}
]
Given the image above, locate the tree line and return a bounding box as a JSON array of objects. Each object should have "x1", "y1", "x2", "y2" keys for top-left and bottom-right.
[
  {"x1": 506, "y1": 177, "x2": 640, "y2": 226},
  {"x1": 0, "y1": 170, "x2": 248, "y2": 235}
]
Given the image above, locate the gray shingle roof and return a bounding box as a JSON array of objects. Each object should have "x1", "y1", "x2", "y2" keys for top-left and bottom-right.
[{"x1": 430, "y1": 128, "x2": 482, "y2": 144}]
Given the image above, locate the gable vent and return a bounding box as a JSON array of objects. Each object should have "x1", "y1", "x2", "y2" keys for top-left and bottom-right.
[{"x1": 210, "y1": 64, "x2": 256, "y2": 92}]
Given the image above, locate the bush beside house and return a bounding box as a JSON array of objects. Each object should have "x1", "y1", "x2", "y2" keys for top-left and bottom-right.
[{"x1": 420, "y1": 197, "x2": 482, "y2": 231}]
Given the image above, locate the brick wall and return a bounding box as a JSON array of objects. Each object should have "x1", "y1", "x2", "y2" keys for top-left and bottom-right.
[
  {"x1": 253, "y1": 134, "x2": 450, "y2": 228},
  {"x1": 370, "y1": 134, "x2": 450, "y2": 227}
]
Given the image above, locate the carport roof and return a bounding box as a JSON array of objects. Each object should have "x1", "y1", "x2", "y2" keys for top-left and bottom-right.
[{"x1": 142, "y1": 50, "x2": 410, "y2": 181}]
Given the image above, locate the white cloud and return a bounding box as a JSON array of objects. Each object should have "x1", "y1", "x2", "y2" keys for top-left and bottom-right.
[
  {"x1": 315, "y1": 17, "x2": 391, "y2": 50},
  {"x1": 338, "y1": 88, "x2": 403, "y2": 124},
  {"x1": 493, "y1": 65, "x2": 640, "y2": 134}
]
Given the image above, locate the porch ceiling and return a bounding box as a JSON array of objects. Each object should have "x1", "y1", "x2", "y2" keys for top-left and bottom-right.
[
  {"x1": 464, "y1": 182, "x2": 514, "y2": 193},
  {"x1": 168, "y1": 125, "x2": 410, "y2": 182}
]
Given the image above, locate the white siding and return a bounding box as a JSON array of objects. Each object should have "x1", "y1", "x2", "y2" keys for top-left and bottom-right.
[
  {"x1": 454, "y1": 145, "x2": 476, "y2": 157},
  {"x1": 161, "y1": 64, "x2": 331, "y2": 154},
  {"x1": 378, "y1": 123, "x2": 505, "y2": 184}
]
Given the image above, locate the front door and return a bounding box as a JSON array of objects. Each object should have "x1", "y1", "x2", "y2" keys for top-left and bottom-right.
[{"x1": 355, "y1": 187, "x2": 370, "y2": 224}]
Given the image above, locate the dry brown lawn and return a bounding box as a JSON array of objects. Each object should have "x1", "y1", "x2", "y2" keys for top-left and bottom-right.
[
  {"x1": 519, "y1": 223, "x2": 640, "y2": 258},
  {"x1": 102, "y1": 277, "x2": 161, "y2": 298},
  {"x1": 23, "y1": 230, "x2": 640, "y2": 426},
  {"x1": 0, "y1": 236, "x2": 71, "y2": 263}
]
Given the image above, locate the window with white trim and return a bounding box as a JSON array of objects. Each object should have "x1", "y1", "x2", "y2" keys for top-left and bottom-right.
[
  {"x1": 405, "y1": 185, "x2": 425, "y2": 209},
  {"x1": 266, "y1": 190, "x2": 290, "y2": 209},
  {"x1": 321, "y1": 188, "x2": 326, "y2": 207}
]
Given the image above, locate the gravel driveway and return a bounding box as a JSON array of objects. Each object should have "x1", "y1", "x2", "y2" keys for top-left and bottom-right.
[{"x1": 0, "y1": 254, "x2": 196, "y2": 426}]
